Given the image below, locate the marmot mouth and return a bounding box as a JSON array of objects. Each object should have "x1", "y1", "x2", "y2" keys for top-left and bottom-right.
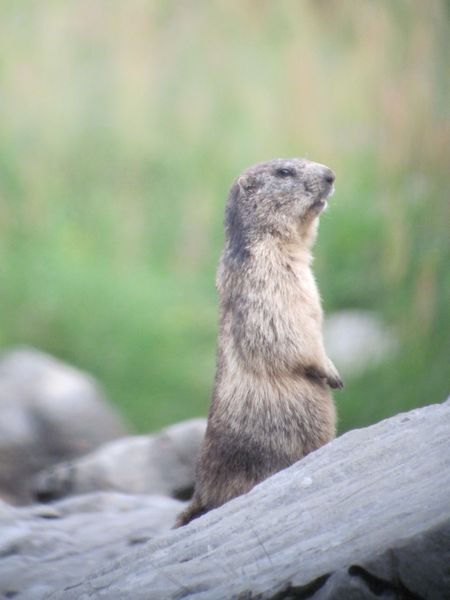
[
  {"x1": 327, "y1": 184, "x2": 335, "y2": 198},
  {"x1": 310, "y1": 199, "x2": 328, "y2": 213},
  {"x1": 310, "y1": 183, "x2": 334, "y2": 212}
]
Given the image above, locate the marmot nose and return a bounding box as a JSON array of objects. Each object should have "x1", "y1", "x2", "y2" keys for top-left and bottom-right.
[{"x1": 323, "y1": 168, "x2": 335, "y2": 185}]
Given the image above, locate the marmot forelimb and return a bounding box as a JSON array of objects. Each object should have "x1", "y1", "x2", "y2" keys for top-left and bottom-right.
[{"x1": 176, "y1": 158, "x2": 342, "y2": 527}]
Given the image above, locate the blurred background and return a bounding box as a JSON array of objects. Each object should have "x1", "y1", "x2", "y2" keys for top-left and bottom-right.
[{"x1": 1, "y1": 0, "x2": 449, "y2": 434}]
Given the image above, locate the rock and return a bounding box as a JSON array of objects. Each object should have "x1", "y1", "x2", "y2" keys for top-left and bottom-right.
[
  {"x1": 0, "y1": 348, "x2": 129, "y2": 504},
  {"x1": 32, "y1": 418, "x2": 206, "y2": 502},
  {"x1": 0, "y1": 493, "x2": 183, "y2": 600},
  {"x1": 323, "y1": 310, "x2": 398, "y2": 377},
  {"x1": 0, "y1": 400, "x2": 449, "y2": 599}
]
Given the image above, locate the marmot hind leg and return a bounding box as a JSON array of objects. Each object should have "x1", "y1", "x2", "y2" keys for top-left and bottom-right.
[{"x1": 174, "y1": 497, "x2": 207, "y2": 528}]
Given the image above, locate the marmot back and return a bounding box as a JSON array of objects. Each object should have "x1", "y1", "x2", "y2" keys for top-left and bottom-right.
[{"x1": 176, "y1": 158, "x2": 343, "y2": 527}]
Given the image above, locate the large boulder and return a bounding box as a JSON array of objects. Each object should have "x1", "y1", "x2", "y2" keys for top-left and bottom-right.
[
  {"x1": 0, "y1": 348, "x2": 129, "y2": 504},
  {"x1": 0, "y1": 400, "x2": 448, "y2": 599},
  {"x1": 0, "y1": 493, "x2": 182, "y2": 599},
  {"x1": 32, "y1": 418, "x2": 206, "y2": 502}
]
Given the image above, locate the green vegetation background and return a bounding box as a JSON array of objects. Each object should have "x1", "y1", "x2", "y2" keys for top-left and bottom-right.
[{"x1": 1, "y1": 1, "x2": 449, "y2": 433}]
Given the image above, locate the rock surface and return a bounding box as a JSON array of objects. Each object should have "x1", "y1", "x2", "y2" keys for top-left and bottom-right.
[
  {"x1": 0, "y1": 493, "x2": 183, "y2": 599},
  {"x1": 0, "y1": 400, "x2": 449, "y2": 599},
  {"x1": 0, "y1": 348, "x2": 129, "y2": 504},
  {"x1": 32, "y1": 418, "x2": 206, "y2": 502}
]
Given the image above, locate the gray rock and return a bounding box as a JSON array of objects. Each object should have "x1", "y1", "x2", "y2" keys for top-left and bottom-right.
[
  {"x1": 65, "y1": 400, "x2": 450, "y2": 599},
  {"x1": 1, "y1": 401, "x2": 449, "y2": 599},
  {"x1": 32, "y1": 418, "x2": 206, "y2": 502},
  {"x1": 324, "y1": 310, "x2": 397, "y2": 377},
  {"x1": 0, "y1": 348, "x2": 129, "y2": 504},
  {"x1": 0, "y1": 493, "x2": 183, "y2": 600}
]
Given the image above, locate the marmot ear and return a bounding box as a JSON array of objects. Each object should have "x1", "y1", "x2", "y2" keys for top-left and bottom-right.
[
  {"x1": 229, "y1": 180, "x2": 243, "y2": 204},
  {"x1": 237, "y1": 174, "x2": 257, "y2": 194}
]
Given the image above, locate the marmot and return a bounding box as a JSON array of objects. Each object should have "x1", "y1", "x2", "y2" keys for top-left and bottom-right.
[{"x1": 176, "y1": 158, "x2": 343, "y2": 527}]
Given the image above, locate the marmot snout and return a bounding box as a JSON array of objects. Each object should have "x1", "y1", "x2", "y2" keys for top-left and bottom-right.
[{"x1": 176, "y1": 158, "x2": 342, "y2": 527}]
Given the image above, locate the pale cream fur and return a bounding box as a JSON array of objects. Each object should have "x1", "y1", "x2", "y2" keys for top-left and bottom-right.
[{"x1": 176, "y1": 158, "x2": 341, "y2": 527}]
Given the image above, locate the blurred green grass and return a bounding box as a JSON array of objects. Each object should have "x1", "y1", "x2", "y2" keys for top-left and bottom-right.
[{"x1": 1, "y1": 1, "x2": 449, "y2": 433}]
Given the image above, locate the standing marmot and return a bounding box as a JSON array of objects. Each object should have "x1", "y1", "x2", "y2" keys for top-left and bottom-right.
[{"x1": 176, "y1": 158, "x2": 343, "y2": 527}]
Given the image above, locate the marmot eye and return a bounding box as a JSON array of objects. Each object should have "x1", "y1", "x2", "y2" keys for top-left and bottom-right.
[{"x1": 275, "y1": 167, "x2": 295, "y2": 178}]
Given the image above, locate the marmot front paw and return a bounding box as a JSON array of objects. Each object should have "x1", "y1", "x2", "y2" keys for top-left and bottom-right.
[
  {"x1": 324, "y1": 359, "x2": 344, "y2": 389},
  {"x1": 325, "y1": 373, "x2": 344, "y2": 389},
  {"x1": 302, "y1": 363, "x2": 344, "y2": 389}
]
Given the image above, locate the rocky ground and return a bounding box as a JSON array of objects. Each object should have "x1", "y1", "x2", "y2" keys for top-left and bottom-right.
[{"x1": 0, "y1": 347, "x2": 448, "y2": 599}]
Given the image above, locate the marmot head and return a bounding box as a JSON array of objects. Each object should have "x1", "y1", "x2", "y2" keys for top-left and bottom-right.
[{"x1": 225, "y1": 158, "x2": 335, "y2": 256}]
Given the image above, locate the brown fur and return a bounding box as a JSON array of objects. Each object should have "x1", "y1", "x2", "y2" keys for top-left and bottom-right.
[{"x1": 176, "y1": 158, "x2": 343, "y2": 527}]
